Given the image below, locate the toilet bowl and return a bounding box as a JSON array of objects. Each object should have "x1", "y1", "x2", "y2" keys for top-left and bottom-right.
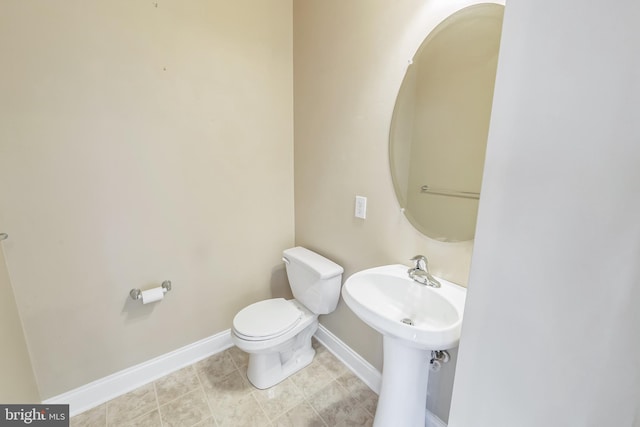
[
  {"x1": 231, "y1": 247, "x2": 343, "y2": 389},
  {"x1": 232, "y1": 299, "x2": 318, "y2": 389}
]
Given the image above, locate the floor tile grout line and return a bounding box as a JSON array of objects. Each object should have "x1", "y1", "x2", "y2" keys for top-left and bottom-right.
[
  {"x1": 250, "y1": 387, "x2": 272, "y2": 423},
  {"x1": 227, "y1": 348, "x2": 246, "y2": 372},
  {"x1": 319, "y1": 377, "x2": 374, "y2": 426},
  {"x1": 326, "y1": 357, "x2": 353, "y2": 381},
  {"x1": 295, "y1": 355, "x2": 336, "y2": 427},
  {"x1": 255, "y1": 378, "x2": 307, "y2": 424},
  {"x1": 248, "y1": 389, "x2": 272, "y2": 427},
  {"x1": 114, "y1": 406, "x2": 159, "y2": 426},
  {"x1": 161, "y1": 388, "x2": 210, "y2": 423},
  {"x1": 193, "y1": 357, "x2": 220, "y2": 426},
  {"x1": 151, "y1": 381, "x2": 164, "y2": 427},
  {"x1": 333, "y1": 370, "x2": 377, "y2": 421},
  {"x1": 154, "y1": 366, "x2": 203, "y2": 408},
  {"x1": 224, "y1": 347, "x2": 274, "y2": 426},
  {"x1": 301, "y1": 379, "x2": 330, "y2": 427},
  {"x1": 104, "y1": 386, "x2": 159, "y2": 427},
  {"x1": 184, "y1": 382, "x2": 217, "y2": 427},
  {"x1": 308, "y1": 346, "x2": 375, "y2": 426},
  {"x1": 336, "y1": 371, "x2": 377, "y2": 416},
  {"x1": 225, "y1": 350, "x2": 249, "y2": 378}
]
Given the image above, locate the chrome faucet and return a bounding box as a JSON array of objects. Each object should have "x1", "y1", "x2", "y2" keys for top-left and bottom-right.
[{"x1": 408, "y1": 255, "x2": 441, "y2": 288}]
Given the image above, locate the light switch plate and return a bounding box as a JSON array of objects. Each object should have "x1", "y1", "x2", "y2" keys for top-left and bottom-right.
[{"x1": 355, "y1": 195, "x2": 367, "y2": 219}]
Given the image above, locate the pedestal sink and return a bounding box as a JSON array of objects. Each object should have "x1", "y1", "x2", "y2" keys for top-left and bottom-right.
[{"x1": 342, "y1": 264, "x2": 466, "y2": 427}]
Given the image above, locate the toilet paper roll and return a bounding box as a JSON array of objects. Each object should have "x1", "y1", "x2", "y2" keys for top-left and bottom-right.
[{"x1": 141, "y1": 287, "x2": 164, "y2": 304}]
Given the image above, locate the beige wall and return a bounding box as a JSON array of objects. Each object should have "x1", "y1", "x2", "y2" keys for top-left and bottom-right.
[
  {"x1": 0, "y1": 246, "x2": 40, "y2": 402},
  {"x1": 293, "y1": 0, "x2": 498, "y2": 421},
  {"x1": 0, "y1": 0, "x2": 293, "y2": 399}
]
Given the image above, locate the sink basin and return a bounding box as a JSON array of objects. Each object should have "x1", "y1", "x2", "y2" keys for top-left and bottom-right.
[
  {"x1": 341, "y1": 264, "x2": 467, "y2": 427},
  {"x1": 342, "y1": 264, "x2": 466, "y2": 350}
]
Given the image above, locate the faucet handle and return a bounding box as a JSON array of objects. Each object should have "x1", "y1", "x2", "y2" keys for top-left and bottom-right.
[{"x1": 410, "y1": 255, "x2": 428, "y2": 270}]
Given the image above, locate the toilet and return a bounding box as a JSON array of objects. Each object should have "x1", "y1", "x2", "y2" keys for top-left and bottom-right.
[{"x1": 231, "y1": 246, "x2": 344, "y2": 389}]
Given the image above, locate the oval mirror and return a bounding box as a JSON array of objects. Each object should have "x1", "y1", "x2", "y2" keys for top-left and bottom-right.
[{"x1": 389, "y1": 3, "x2": 504, "y2": 241}]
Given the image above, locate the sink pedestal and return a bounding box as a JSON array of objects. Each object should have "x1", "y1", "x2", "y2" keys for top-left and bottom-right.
[
  {"x1": 374, "y1": 336, "x2": 430, "y2": 427},
  {"x1": 341, "y1": 265, "x2": 466, "y2": 426}
]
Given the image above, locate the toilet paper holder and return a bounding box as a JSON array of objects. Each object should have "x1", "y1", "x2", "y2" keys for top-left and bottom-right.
[{"x1": 130, "y1": 280, "x2": 172, "y2": 301}]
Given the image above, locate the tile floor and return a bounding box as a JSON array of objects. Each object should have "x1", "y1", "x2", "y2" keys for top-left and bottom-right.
[{"x1": 70, "y1": 339, "x2": 377, "y2": 427}]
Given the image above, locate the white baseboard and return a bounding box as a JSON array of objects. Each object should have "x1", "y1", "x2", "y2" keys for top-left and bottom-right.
[
  {"x1": 313, "y1": 324, "x2": 382, "y2": 393},
  {"x1": 43, "y1": 330, "x2": 233, "y2": 417},
  {"x1": 46, "y1": 324, "x2": 447, "y2": 426},
  {"x1": 315, "y1": 324, "x2": 447, "y2": 427}
]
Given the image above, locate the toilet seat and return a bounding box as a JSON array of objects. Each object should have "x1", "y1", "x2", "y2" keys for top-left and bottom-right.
[{"x1": 233, "y1": 298, "x2": 302, "y2": 341}]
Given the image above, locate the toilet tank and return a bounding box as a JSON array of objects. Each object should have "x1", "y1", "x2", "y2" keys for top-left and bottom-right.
[{"x1": 282, "y1": 247, "x2": 344, "y2": 315}]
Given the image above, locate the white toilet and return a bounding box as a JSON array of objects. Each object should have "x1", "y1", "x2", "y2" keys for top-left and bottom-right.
[{"x1": 231, "y1": 246, "x2": 343, "y2": 389}]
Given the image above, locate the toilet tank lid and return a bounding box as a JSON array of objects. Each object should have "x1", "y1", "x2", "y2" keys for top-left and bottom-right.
[{"x1": 282, "y1": 247, "x2": 344, "y2": 279}]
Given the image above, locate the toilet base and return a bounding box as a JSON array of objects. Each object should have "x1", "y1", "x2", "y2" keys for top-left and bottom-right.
[{"x1": 246, "y1": 319, "x2": 318, "y2": 389}]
